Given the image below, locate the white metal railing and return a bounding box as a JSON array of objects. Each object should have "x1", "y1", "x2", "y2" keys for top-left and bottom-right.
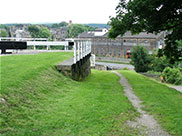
[
  {"x1": 0, "y1": 37, "x2": 48, "y2": 41},
  {"x1": 74, "y1": 40, "x2": 92, "y2": 64},
  {"x1": 0, "y1": 37, "x2": 70, "y2": 51},
  {"x1": 27, "y1": 41, "x2": 69, "y2": 50}
]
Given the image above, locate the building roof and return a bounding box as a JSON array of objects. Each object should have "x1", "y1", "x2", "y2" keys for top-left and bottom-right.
[
  {"x1": 78, "y1": 30, "x2": 163, "y2": 39},
  {"x1": 78, "y1": 32, "x2": 95, "y2": 38},
  {"x1": 122, "y1": 32, "x2": 161, "y2": 39}
]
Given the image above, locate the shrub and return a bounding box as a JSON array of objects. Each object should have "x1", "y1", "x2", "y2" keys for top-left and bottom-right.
[
  {"x1": 162, "y1": 67, "x2": 182, "y2": 85},
  {"x1": 147, "y1": 71, "x2": 162, "y2": 76},
  {"x1": 131, "y1": 46, "x2": 151, "y2": 72},
  {"x1": 150, "y1": 56, "x2": 172, "y2": 72}
]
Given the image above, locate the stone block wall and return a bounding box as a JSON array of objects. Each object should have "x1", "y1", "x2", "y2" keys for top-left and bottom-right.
[
  {"x1": 57, "y1": 54, "x2": 91, "y2": 81},
  {"x1": 71, "y1": 54, "x2": 91, "y2": 81}
]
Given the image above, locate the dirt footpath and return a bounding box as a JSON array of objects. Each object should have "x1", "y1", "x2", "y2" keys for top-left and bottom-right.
[{"x1": 113, "y1": 71, "x2": 170, "y2": 136}]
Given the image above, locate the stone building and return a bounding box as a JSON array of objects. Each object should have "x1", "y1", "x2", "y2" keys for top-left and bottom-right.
[
  {"x1": 50, "y1": 27, "x2": 67, "y2": 41},
  {"x1": 78, "y1": 29, "x2": 164, "y2": 58},
  {"x1": 9, "y1": 25, "x2": 31, "y2": 38}
]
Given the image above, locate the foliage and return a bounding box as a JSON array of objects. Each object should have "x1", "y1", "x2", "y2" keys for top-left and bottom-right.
[
  {"x1": 164, "y1": 39, "x2": 182, "y2": 64},
  {"x1": 28, "y1": 25, "x2": 52, "y2": 39},
  {"x1": 86, "y1": 23, "x2": 110, "y2": 29},
  {"x1": 67, "y1": 24, "x2": 95, "y2": 38},
  {"x1": 39, "y1": 26, "x2": 52, "y2": 39},
  {"x1": 0, "y1": 30, "x2": 8, "y2": 37},
  {"x1": 130, "y1": 46, "x2": 152, "y2": 72},
  {"x1": 0, "y1": 53, "x2": 139, "y2": 135},
  {"x1": 51, "y1": 21, "x2": 68, "y2": 28},
  {"x1": 108, "y1": 0, "x2": 182, "y2": 63},
  {"x1": 0, "y1": 24, "x2": 6, "y2": 29},
  {"x1": 150, "y1": 55, "x2": 171, "y2": 72},
  {"x1": 173, "y1": 61, "x2": 182, "y2": 69},
  {"x1": 121, "y1": 70, "x2": 182, "y2": 135},
  {"x1": 162, "y1": 67, "x2": 182, "y2": 85}
]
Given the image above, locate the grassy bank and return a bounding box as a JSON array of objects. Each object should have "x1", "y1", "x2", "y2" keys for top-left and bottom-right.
[
  {"x1": 0, "y1": 52, "x2": 73, "y2": 94},
  {"x1": 0, "y1": 53, "x2": 139, "y2": 136},
  {"x1": 121, "y1": 70, "x2": 182, "y2": 135}
]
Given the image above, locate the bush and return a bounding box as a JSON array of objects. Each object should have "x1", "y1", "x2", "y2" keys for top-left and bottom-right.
[
  {"x1": 173, "y1": 61, "x2": 182, "y2": 70},
  {"x1": 147, "y1": 71, "x2": 162, "y2": 76},
  {"x1": 150, "y1": 56, "x2": 172, "y2": 72},
  {"x1": 162, "y1": 67, "x2": 182, "y2": 85},
  {"x1": 131, "y1": 46, "x2": 151, "y2": 72}
]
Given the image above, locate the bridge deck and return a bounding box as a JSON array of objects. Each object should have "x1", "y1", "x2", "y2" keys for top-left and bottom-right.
[{"x1": 57, "y1": 57, "x2": 74, "y2": 72}]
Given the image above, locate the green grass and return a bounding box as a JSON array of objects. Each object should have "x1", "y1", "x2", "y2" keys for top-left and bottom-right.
[
  {"x1": 0, "y1": 52, "x2": 73, "y2": 94},
  {"x1": 96, "y1": 60, "x2": 131, "y2": 65},
  {"x1": 0, "y1": 53, "x2": 139, "y2": 136},
  {"x1": 120, "y1": 70, "x2": 182, "y2": 136}
]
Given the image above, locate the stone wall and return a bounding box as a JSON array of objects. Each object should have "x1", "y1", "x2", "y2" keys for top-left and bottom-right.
[
  {"x1": 91, "y1": 37, "x2": 158, "y2": 58},
  {"x1": 57, "y1": 54, "x2": 91, "y2": 81},
  {"x1": 71, "y1": 54, "x2": 91, "y2": 81}
]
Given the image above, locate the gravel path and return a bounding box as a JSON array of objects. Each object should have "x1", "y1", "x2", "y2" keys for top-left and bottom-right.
[
  {"x1": 95, "y1": 62, "x2": 134, "y2": 70},
  {"x1": 113, "y1": 71, "x2": 170, "y2": 136},
  {"x1": 169, "y1": 86, "x2": 182, "y2": 93}
]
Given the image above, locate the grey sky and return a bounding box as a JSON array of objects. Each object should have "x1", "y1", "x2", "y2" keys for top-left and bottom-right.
[{"x1": 0, "y1": 0, "x2": 119, "y2": 24}]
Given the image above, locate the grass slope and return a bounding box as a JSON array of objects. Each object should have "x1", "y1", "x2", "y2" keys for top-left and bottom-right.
[
  {"x1": 121, "y1": 70, "x2": 182, "y2": 136},
  {"x1": 0, "y1": 53, "x2": 139, "y2": 136},
  {"x1": 0, "y1": 52, "x2": 73, "y2": 94}
]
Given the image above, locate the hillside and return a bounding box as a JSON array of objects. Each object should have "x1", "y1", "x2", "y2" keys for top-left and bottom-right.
[
  {"x1": 1, "y1": 53, "x2": 182, "y2": 135},
  {"x1": 0, "y1": 53, "x2": 139, "y2": 136}
]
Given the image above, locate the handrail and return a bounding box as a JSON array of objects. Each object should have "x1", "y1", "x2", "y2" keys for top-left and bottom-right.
[{"x1": 73, "y1": 40, "x2": 91, "y2": 64}]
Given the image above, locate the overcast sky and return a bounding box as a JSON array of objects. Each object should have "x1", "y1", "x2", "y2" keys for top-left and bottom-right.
[{"x1": 0, "y1": 0, "x2": 119, "y2": 24}]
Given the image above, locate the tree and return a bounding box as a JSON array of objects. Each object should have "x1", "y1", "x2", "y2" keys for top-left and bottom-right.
[
  {"x1": 67, "y1": 24, "x2": 95, "y2": 38},
  {"x1": 28, "y1": 25, "x2": 52, "y2": 39},
  {"x1": 39, "y1": 26, "x2": 52, "y2": 38},
  {"x1": 108, "y1": 0, "x2": 182, "y2": 63},
  {"x1": 52, "y1": 21, "x2": 68, "y2": 28},
  {"x1": 131, "y1": 46, "x2": 152, "y2": 72},
  {"x1": 0, "y1": 30, "x2": 8, "y2": 37},
  {"x1": 28, "y1": 25, "x2": 40, "y2": 38}
]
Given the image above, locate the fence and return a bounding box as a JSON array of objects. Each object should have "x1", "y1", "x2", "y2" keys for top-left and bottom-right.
[
  {"x1": 0, "y1": 37, "x2": 70, "y2": 51},
  {"x1": 73, "y1": 39, "x2": 92, "y2": 64},
  {"x1": 0, "y1": 37, "x2": 48, "y2": 41},
  {"x1": 27, "y1": 41, "x2": 69, "y2": 50}
]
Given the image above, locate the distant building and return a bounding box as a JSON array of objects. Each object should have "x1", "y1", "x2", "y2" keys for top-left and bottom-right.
[
  {"x1": 50, "y1": 27, "x2": 67, "y2": 41},
  {"x1": 78, "y1": 29, "x2": 164, "y2": 58},
  {"x1": 9, "y1": 25, "x2": 31, "y2": 38}
]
